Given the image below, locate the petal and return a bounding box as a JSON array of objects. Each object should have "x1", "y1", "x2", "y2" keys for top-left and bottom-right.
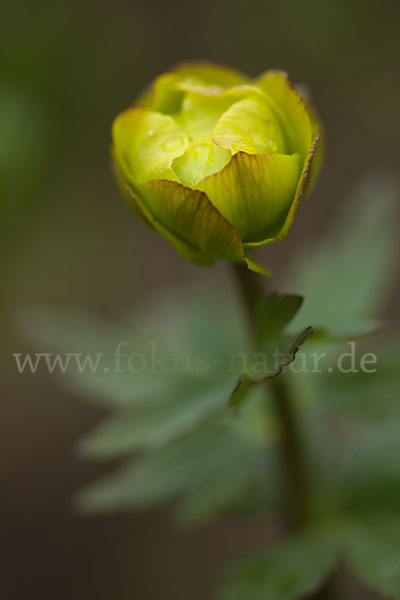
[
  {"x1": 172, "y1": 61, "x2": 250, "y2": 89},
  {"x1": 299, "y1": 94, "x2": 323, "y2": 196},
  {"x1": 179, "y1": 87, "x2": 265, "y2": 140},
  {"x1": 111, "y1": 152, "x2": 151, "y2": 226},
  {"x1": 196, "y1": 151, "x2": 300, "y2": 244},
  {"x1": 130, "y1": 178, "x2": 245, "y2": 264},
  {"x1": 172, "y1": 138, "x2": 232, "y2": 187},
  {"x1": 277, "y1": 134, "x2": 320, "y2": 240},
  {"x1": 257, "y1": 70, "x2": 312, "y2": 160},
  {"x1": 212, "y1": 94, "x2": 287, "y2": 155},
  {"x1": 140, "y1": 62, "x2": 250, "y2": 113},
  {"x1": 140, "y1": 72, "x2": 183, "y2": 113},
  {"x1": 179, "y1": 91, "x2": 238, "y2": 139},
  {"x1": 112, "y1": 107, "x2": 188, "y2": 182}
]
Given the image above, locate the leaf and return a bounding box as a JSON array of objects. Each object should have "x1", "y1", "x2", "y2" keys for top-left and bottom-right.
[
  {"x1": 21, "y1": 309, "x2": 173, "y2": 407},
  {"x1": 343, "y1": 517, "x2": 400, "y2": 600},
  {"x1": 229, "y1": 376, "x2": 256, "y2": 408},
  {"x1": 285, "y1": 174, "x2": 399, "y2": 337},
  {"x1": 22, "y1": 291, "x2": 309, "y2": 523},
  {"x1": 226, "y1": 292, "x2": 309, "y2": 407},
  {"x1": 256, "y1": 293, "x2": 303, "y2": 342},
  {"x1": 21, "y1": 290, "x2": 251, "y2": 408},
  {"x1": 79, "y1": 378, "x2": 236, "y2": 457},
  {"x1": 216, "y1": 529, "x2": 338, "y2": 600},
  {"x1": 77, "y1": 387, "x2": 276, "y2": 519},
  {"x1": 306, "y1": 342, "x2": 400, "y2": 419},
  {"x1": 339, "y1": 415, "x2": 400, "y2": 512},
  {"x1": 229, "y1": 326, "x2": 313, "y2": 407}
]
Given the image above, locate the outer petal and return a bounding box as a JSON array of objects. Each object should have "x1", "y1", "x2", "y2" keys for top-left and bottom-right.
[
  {"x1": 277, "y1": 134, "x2": 320, "y2": 240},
  {"x1": 196, "y1": 151, "x2": 300, "y2": 244},
  {"x1": 300, "y1": 95, "x2": 323, "y2": 196},
  {"x1": 111, "y1": 152, "x2": 151, "y2": 226},
  {"x1": 256, "y1": 71, "x2": 321, "y2": 241},
  {"x1": 127, "y1": 178, "x2": 245, "y2": 264},
  {"x1": 257, "y1": 70, "x2": 312, "y2": 160}
]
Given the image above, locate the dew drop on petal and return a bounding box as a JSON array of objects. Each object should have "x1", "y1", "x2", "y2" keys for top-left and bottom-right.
[{"x1": 162, "y1": 135, "x2": 186, "y2": 153}]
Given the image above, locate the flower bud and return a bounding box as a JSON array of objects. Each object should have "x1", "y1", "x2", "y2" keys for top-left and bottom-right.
[{"x1": 112, "y1": 62, "x2": 321, "y2": 273}]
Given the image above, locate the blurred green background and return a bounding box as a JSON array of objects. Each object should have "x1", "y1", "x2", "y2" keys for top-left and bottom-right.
[{"x1": 1, "y1": 0, "x2": 399, "y2": 598}]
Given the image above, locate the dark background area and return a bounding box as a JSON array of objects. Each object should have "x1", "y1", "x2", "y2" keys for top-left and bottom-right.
[{"x1": 1, "y1": 0, "x2": 399, "y2": 598}]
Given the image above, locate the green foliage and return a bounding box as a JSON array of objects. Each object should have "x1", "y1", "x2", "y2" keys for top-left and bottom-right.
[
  {"x1": 343, "y1": 517, "x2": 400, "y2": 599},
  {"x1": 216, "y1": 528, "x2": 338, "y2": 600},
  {"x1": 24, "y1": 174, "x2": 400, "y2": 599},
  {"x1": 79, "y1": 379, "x2": 237, "y2": 457},
  {"x1": 257, "y1": 294, "x2": 304, "y2": 342},
  {"x1": 77, "y1": 387, "x2": 284, "y2": 524},
  {"x1": 229, "y1": 293, "x2": 313, "y2": 406},
  {"x1": 217, "y1": 516, "x2": 400, "y2": 600},
  {"x1": 286, "y1": 175, "x2": 398, "y2": 337},
  {"x1": 229, "y1": 327, "x2": 313, "y2": 406},
  {"x1": 25, "y1": 290, "x2": 306, "y2": 524}
]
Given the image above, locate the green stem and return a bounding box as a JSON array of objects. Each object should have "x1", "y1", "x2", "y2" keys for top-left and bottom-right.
[
  {"x1": 232, "y1": 262, "x2": 310, "y2": 528},
  {"x1": 232, "y1": 261, "x2": 265, "y2": 330},
  {"x1": 232, "y1": 262, "x2": 336, "y2": 599},
  {"x1": 269, "y1": 376, "x2": 310, "y2": 528}
]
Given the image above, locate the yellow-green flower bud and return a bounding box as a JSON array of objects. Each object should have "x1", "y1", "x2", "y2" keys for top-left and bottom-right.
[{"x1": 112, "y1": 62, "x2": 321, "y2": 273}]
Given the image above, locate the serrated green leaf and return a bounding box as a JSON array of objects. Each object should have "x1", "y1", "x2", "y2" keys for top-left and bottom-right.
[
  {"x1": 230, "y1": 326, "x2": 313, "y2": 407},
  {"x1": 77, "y1": 386, "x2": 283, "y2": 522},
  {"x1": 285, "y1": 174, "x2": 399, "y2": 337},
  {"x1": 216, "y1": 529, "x2": 338, "y2": 600},
  {"x1": 20, "y1": 309, "x2": 173, "y2": 407},
  {"x1": 79, "y1": 378, "x2": 236, "y2": 457},
  {"x1": 21, "y1": 290, "x2": 251, "y2": 408},
  {"x1": 306, "y1": 342, "x2": 400, "y2": 419},
  {"x1": 229, "y1": 375, "x2": 256, "y2": 408},
  {"x1": 78, "y1": 404, "x2": 264, "y2": 515}
]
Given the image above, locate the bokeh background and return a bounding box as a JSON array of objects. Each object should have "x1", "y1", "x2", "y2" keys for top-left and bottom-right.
[{"x1": 1, "y1": 0, "x2": 399, "y2": 598}]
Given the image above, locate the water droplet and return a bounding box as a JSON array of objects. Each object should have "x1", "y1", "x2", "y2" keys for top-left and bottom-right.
[
  {"x1": 191, "y1": 142, "x2": 211, "y2": 164},
  {"x1": 162, "y1": 136, "x2": 185, "y2": 153}
]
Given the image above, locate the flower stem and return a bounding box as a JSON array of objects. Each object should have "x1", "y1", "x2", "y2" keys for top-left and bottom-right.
[
  {"x1": 232, "y1": 262, "x2": 336, "y2": 599},
  {"x1": 231, "y1": 262, "x2": 310, "y2": 527},
  {"x1": 268, "y1": 375, "x2": 310, "y2": 527}
]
